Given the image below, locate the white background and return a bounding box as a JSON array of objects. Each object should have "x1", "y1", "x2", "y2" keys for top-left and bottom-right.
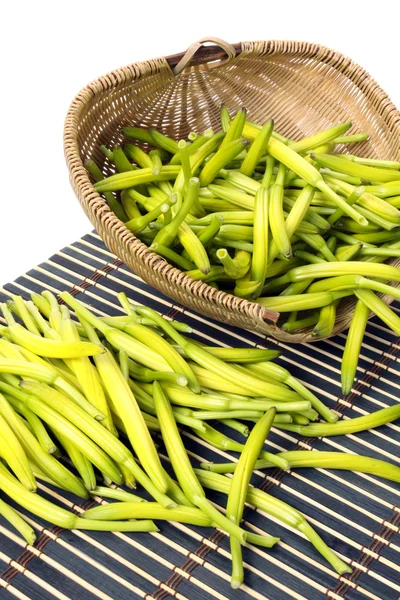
[{"x1": 1, "y1": 0, "x2": 399, "y2": 284}]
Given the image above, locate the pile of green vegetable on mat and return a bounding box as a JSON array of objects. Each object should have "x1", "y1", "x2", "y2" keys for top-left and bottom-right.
[
  {"x1": 87, "y1": 107, "x2": 400, "y2": 395},
  {"x1": 0, "y1": 291, "x2": 399, "y2": 589}
]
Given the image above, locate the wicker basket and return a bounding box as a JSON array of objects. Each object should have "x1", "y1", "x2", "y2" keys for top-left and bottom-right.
[{"x1": 64, "y1": 38, "x2": 400, "y2": 342}]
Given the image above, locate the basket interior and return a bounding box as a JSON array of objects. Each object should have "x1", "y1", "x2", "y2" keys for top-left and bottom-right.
[{"x1": 71, "y1": 41, "x2": 400, "y2": 341}]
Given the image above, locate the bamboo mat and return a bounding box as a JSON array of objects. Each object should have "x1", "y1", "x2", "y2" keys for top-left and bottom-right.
[{"x1": 0, "y1": 231, "x2": 399, "y2": 600}]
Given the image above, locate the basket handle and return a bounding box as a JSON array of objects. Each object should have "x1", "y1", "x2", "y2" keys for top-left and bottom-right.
[{"x1": 172, "y1": 37, "x2": 237, "y2": 76}]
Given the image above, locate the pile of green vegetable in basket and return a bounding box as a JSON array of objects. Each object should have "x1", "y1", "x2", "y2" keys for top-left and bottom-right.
[
  {"x1": 87, "y1": 106, "x2": 400, "y2": 396},
  {"x1": 0, "y1": 291, "x2": 399, "y2": 589}
]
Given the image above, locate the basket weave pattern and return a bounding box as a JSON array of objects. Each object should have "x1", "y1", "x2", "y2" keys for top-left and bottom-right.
[{"x1": 64, "y1": 40, "x2": 400, "y2": 342}]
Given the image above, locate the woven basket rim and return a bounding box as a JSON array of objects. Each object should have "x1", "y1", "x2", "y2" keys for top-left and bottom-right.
[{"x1": 64, "y1": 39, "x2": 400, "y2": 342}]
